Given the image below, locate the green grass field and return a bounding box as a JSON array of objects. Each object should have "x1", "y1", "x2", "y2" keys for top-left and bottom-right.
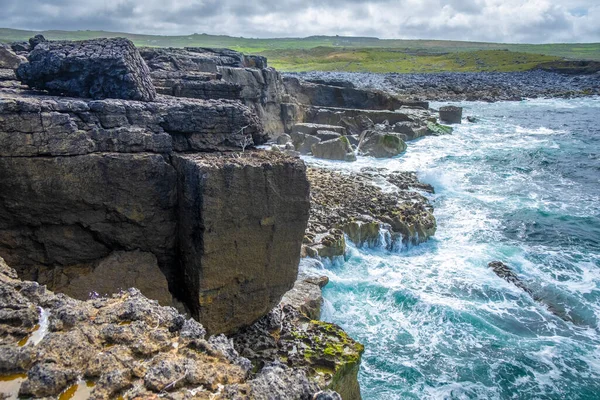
[{"x1": 2, "y1": 27, "x2": 599, "y2": 73}]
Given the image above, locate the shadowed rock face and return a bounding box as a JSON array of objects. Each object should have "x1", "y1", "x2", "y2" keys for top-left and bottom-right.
[{"x1": 16, "y1": 38, "x2": 156, "y2": 101}]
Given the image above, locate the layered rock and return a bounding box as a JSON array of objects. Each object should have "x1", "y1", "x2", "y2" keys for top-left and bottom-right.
[
  {"x1": 312, "y1": 137, "x2": 357, "y2": 161},
  {"x1": 358, "y1": 131, "x2": 407, "y2": 158},
  {"x1": 0, "y1": 256, "x2": 341, "y2": 399},
  {"x1": 140, "y1": 47, "x2": 287, "y2": 133},
  {"x1": 439, "y1": 105, "x2": 463, "y2": 124},
  {"x1": 16, "y1": 38, "x2": 156, "y2": 101},
  {"x1": 0, "y1": 41, "x2": 307, "y2": 334},
  {"x1": 0, "y1": 90, "x2": 264, "y2": 155},
  {"x1": 283, "y1": 76, "x2": 403, "y2": 110}
]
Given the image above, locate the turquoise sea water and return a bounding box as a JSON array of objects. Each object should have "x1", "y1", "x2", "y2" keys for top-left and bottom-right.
[{"x1": 302, "y1": 97, "x2": 600, "y2": 399}]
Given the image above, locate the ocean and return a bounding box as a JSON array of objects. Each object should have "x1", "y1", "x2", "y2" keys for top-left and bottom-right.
[{"x1": 301, "y1": 97, "x2": 600, "y2": 399}]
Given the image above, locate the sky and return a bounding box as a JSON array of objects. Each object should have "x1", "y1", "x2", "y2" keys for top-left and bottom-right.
[{"x1": 1, "y1": 0, "x2": 599, "y2": 43}]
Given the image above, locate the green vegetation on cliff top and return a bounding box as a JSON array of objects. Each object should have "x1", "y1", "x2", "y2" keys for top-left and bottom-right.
[{"x1": 1, "y1": 27, "x2": 599, "y2": 73}]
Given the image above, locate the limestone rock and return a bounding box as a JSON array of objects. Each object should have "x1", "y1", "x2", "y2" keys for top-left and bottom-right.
[
  {"x1": 276, "y1": 133, "x2": 292, "y2": 145},
  {"x1": 306, "y1": 167, "x2": 436, "y2": 249},
  {"x1": 173, "y1": 152, "x2": 310, "y2": 334},
  {"x1": 292, "y1": 122, "x2": 346, "y2": 136},
  {"x1": 359, "y1": 132, "x2": 407, "y2": 158},
  {"x1": 291, "y1": 132, "x2": 322, "y2": 155},
  {"x1": 312, "y1": 137, "x2": 357, "y2": 161},
  {"x1": 17, "y1": 37, "x2": 157, "y2": 101},
  {"x1": 140, "y1": 47, "x2": 286, "y2": 133},
  {"x1": 280, "y1": 278, "x2": 325, "y2": 320},
  {"x1": 439, "y1": 105, "x2": 463, "y2": 124},
  {"x1": 28, "y1": 35, "x2": 47, "y2": 49},
  {"x1": 0, "y1": 91, "x2": 264, "y2": 156},
  {"x1": 315, "y1": 129, "x2": 342, "y2": 141},
  {"x1": 0, "y1": 259, "x2": 333, "y2": 399},
  {"x1": 56, "y1": 251, "x2": 174, "y2": 306},
  {"x1": 233, "y1": 305, "x2": 363, "y2": 400},
  {"x1": 343, "y1": 221, "x2": 381, "y2": 247}
]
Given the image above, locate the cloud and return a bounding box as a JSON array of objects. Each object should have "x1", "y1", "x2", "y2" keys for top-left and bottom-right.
[{"x1": 0, "y1": 0, "x2": 598, "y2": 43}]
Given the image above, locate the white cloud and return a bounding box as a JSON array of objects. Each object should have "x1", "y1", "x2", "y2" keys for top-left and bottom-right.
[{"x1": 1, "y1": 0, "x2": 598, "y2": 43}]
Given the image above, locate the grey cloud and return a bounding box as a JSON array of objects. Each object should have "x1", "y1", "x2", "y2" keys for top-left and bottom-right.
[{"x1": 0, "y1": 0, "x2": 598, "y2": 43}]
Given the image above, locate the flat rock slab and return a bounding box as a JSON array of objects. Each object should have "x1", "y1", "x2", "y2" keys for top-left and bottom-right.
[
  {"x1": 0, "y1": 91, "x2": 264, "y2": 156},
  {"x1": 16, "y1": 38, "x2": 157, "y2": 101}
]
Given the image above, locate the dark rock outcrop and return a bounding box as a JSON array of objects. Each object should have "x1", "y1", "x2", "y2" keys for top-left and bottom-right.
[
  {"x1": 233, "y1": 273, "x2": 364, "y2": 400},
  {"x1": 358, "y1": 131, "x2": 407, "y2": 158},
  {"x1": 312, "y1": 137, "x2": 357, "y2": 161},
  {"x1": 439, "y1": 105, "x2": 463, "y2": 124},
  {"x1": 16, "y1": 38, "x2": 157, "y2": 101},
  {"x1": 283, "y1": 76, "x2": 403, "y2": 110}
]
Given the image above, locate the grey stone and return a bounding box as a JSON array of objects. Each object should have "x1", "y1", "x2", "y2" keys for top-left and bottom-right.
[
  {"x1": 17, "y1": 37, "x2": 157, "y2": 101},
  {"x1": 311, "y1": 137, "x2": 357, "y2": 161},
  {"x1": 439, "y1": 105, "x2": 463, "y2": 124}
]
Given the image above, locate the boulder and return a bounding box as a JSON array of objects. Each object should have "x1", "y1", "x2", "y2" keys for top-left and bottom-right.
[
  {"x1": 10, "y1": 42, "x2": 30, "y2": 54},
  {"x1": 28, "y1": 34, "x2": 46, "y2": 49},
  {"x1": 17, "y1": 37, "x2": 157, "y2": 101},
  {"x1": 290, "y1": 132, "x2": 321, "y2": 155},
  {"x1": 439, "y1": 105, "x2": 463, "y2": 124},
  {"x1": 276, "y1": 133, "x2": 292, "y2": 145},
  {"x1": 311, "y1": 137, "x2": 357, "y2": 161},
  {"x1": 0, "y1": 44, "x2": 25, "y2": 69},
  {"x1": 359, "y1": 132, "x2": 407, "y2": 158},
  {"x1": 426, "y1": 121, "x2": 454, "y2": 135}
]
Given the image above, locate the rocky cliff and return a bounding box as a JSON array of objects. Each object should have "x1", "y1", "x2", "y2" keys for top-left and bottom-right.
[{"x1": 0, "y1": 38, "x2": 309, "y2": 338}]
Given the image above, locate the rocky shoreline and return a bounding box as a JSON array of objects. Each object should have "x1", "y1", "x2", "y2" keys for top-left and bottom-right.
[
  {"x1": 287, "y1": 70, "x2": 600, "y2": 102},
  {"x1": 0, "y1": 35, "x2": 449, "y2": 399}
]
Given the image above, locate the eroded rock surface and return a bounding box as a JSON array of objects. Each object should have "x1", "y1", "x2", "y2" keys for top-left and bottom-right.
[
  {"x1": 173, "y1": 152, "x2": 310, "y2": 334},
  {"x1": 0, "y1": 256, "x2": 340, "y2": 399},
  {"x1": 233, "y1": 274, "x2": 364, "y2": 400},
  {"x1": 0, "y1": 56, "x2": 305, "y2": 335},
  {"x1": 16, "y1": 38, "x2": 157, "y2": 101},
  {"x1": 305, "y1": 167, "x2": 436, "y2": 257}
]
